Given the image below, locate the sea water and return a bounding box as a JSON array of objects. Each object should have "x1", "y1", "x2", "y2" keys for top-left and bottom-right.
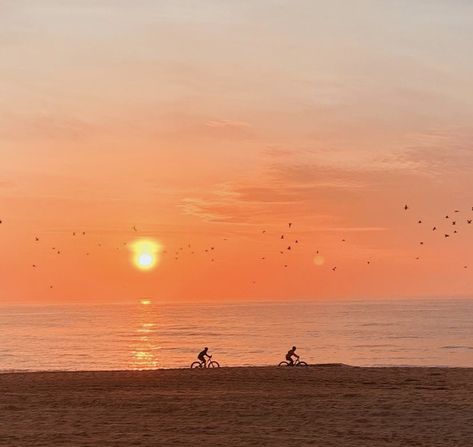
[{"x1": 0, "y1": 299, "x2": 471, "y2": 371}]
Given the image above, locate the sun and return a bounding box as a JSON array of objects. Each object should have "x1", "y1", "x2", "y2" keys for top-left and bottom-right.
[{"x1": 130, "y1": 239, "x2": 161, "y2": 271}]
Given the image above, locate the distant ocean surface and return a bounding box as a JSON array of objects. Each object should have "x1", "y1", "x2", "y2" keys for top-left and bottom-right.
[{"x1": 0, "y1": 300, "x2": 472, "y2": 371}]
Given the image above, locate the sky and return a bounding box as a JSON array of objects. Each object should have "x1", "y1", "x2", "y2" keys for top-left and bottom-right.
[{"x1": 1, "y1": 0, "x2": 473, "y2": 304}]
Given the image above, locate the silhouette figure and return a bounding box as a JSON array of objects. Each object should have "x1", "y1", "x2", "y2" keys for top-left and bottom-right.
[
  {"x1": 285, "y1": 346, "x2": 299, "y2": 366},
  {"x1": 198, "y1": 347, "x2": 211, "y2": 367}
]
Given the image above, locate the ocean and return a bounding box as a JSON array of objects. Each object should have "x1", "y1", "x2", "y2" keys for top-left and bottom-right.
[{"x1": 0, "y1": 299, "x2": 471, "y2": 371}]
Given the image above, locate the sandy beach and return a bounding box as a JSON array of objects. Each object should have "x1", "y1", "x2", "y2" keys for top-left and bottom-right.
[{"x1": 1, "y1": 366, "x2": 472, "y2": 446}]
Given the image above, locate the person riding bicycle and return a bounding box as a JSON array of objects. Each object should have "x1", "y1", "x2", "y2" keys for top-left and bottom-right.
[
  {"x1": 286, "y1": 346, "x2": 299, "y2": 366},
  {"x1": 198, "y1": 347, "x2": 211, "y2": 367}
]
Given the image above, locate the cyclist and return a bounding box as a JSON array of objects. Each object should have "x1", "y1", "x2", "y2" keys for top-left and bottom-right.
[
  {"x1": 286, "y1": 346, "x2": 299, "y2": 366},
  {"x1": 197, "y1": 347, "x2": 211, "y2": 367}
]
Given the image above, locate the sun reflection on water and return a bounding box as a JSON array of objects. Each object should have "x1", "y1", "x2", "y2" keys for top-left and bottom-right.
[{"x1": 130, "y1": 302, "x2": 160, "y2": 370}]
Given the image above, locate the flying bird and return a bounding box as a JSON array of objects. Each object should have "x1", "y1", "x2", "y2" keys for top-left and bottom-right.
[{"x1": 404, "y1": 205, "x2": 409, "y2": 210}]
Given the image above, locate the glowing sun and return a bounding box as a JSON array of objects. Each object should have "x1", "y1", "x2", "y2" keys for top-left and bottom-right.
[{"x1": 130, "y1": 239, "x2": 161, "y2": 271}]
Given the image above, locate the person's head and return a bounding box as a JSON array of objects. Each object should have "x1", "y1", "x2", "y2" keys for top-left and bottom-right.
[
  {"x1": 204, "y1": 347, "x2": 208, "y2": 352},
  {"x1": 292, "y1": 346, "x2": 297, "y2": 351}
]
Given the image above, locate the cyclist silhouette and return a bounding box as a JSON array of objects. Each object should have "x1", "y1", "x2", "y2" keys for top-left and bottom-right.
[
  {"x1": 198, "y1": 347, "x2": 211, "y2": 366},
  {"x1": 286, "y1": 346, "x2": 299, "y2": 366}
]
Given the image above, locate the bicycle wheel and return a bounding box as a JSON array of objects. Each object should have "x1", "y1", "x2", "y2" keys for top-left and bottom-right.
[
  {"x1": 208, "y1": 361, "x2": 220, "y2": 368},
  {"x1": 191, "y1": 362, "x2": 202, "y2": 369},
  {"x1": 278, "y1": 361, "x2": 289, "y2": 367},
  {"x1": 297, "y1": 361, "x2": 308, "y2": 367}
]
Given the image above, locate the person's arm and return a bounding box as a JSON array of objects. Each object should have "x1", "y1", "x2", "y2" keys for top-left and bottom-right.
[
  {"x1": 205, "y1": 353, "x2": 212, "y2": 359},
  {"x1": 294, "y1": 352, "x2": 300, "y2": 359}
]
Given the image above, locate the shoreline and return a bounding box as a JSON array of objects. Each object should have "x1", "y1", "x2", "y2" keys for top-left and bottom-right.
[{"x1": 1, "y1": 363, "x2": 472, "y2": 375}]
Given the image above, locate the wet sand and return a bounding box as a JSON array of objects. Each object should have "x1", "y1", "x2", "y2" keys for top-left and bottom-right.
[{"x1": 1, "y1": 366, "x2": 472, "y2": 446}]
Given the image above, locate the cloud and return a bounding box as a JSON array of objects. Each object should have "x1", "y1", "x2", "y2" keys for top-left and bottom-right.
[
  {"x1": 178, "y1": 161, "x2": 383, "y2": 225},
  {"x1": 205, "y1": 119, "x2": 251, "y2": 129},
  {"x1": 0, "y1": 112, "x2": 97, "y2": 141}
]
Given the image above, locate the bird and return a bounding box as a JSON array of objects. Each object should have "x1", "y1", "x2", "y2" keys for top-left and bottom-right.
[
  {"x1": 454, "y1": 210, "x2": 460, "y2": 213},
  {"x1": 452, "y1": 221, "x2": 456, "y2": 226},
  {"x1": 445, "y1": 215, "x2": 449, "y2": 219},
  {"x1": 444, "y1": 234, "x2": 450, "y2": 238},
  {"x1": 262, "y1": 230, "x2": 266, "y2": 234},
  {"x1": 332, "y1": 267, "x2": 337, "y2": 271},
  {"x1": 418, "y1": 220, "x2": 422, "y2": 224},
  {"x1": 133, "y1": 226, "x2": 137, "y2": 232},
  {"x1": 468, "y1": 220, "x2": 472, "y2": 224},
  {"x1": 432, "y1": 227, "x2": 437, "y2": 231},
  {"x1": 73, "y1": 232, "x2": 76, "y2": 236},
  {"x1": 288, "y1": 223, "x2": 292, "y2": 228},
  {"x1": 295, "y1": 240, "x2": 299, "y2": 244},
  {"x1": 404, "y1": 205, "x2": 409, "y2": 210},
  {"x1": 419, "y1": 241, "x2": 424, "y2": 245},
  {"x1": 280, "y1": 235, "x2": 284, "y2": 239},
  {"x1": 287, "y1": 246, "x2": 292, "y2": 250},
  {"x1": 32, "y1": 264, "x2": 37, "y2": 268},
  {"x1": 35, "y1": 237, "x2": 39, "y2": 242},
  {"x1": 82, "y1": 232, "x2": 86, "y2": 235},
  {"x1": 341, "y1": 239, "x2": 346, "y2": 242}
]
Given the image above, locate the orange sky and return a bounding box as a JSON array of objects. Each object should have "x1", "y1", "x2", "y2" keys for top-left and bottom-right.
[{"x1": 2, "y1": 1, "x2": 473, "y2": 304}]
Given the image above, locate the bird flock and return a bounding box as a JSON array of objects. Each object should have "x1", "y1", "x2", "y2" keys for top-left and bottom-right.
[
  {"x1": 404, "y1": 204, "x2": 472, "y2": 269},
  {"x1": 1, "y1": 203, "x2": 471, "y2": 292}
]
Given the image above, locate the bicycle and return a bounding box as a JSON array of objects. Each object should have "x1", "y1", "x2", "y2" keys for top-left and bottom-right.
[
  {"x1": 278, "y1": 358, "x2": 308, "y2": 367},
  {"x1": 191, "y1": 356, "x2": 220, "y2": 369}
]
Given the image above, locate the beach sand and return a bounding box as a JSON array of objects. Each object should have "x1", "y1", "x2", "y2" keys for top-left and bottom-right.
[{"x1": 1, "y1": 366, "x2": 472, "y2": 446}]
